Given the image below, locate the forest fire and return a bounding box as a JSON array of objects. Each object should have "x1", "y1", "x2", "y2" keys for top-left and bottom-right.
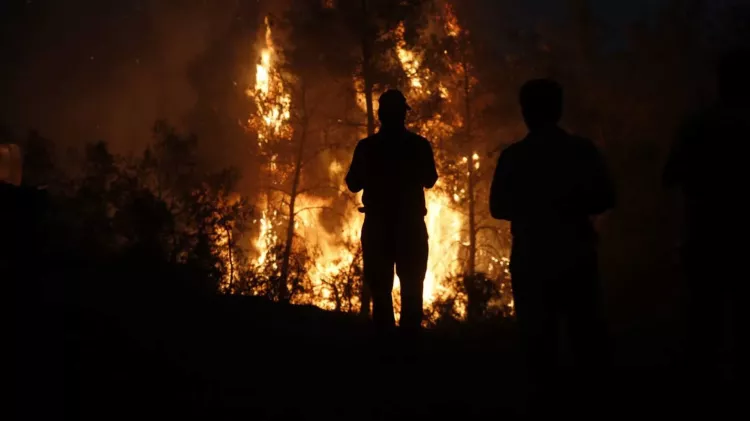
[
  {"x1": 237, "y1": 1, "x2": 513, "y2": 322},
  {"x1": 12, "y1": 1, "x2": 743, "y2": 416},
  {"x1": 249, "y1": 16, "x2": 291, "y2": 146}
]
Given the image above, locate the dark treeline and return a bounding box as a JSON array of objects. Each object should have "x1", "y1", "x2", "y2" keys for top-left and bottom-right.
[{"x1": 9, "y1": 121, "x2": 258, "y2": 298}]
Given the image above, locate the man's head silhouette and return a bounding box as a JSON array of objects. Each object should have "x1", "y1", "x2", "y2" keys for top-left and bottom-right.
[
  {"x1": 378, "y1": 89, "x2": 411, "y2": 129},
  {"x1": 519, "y1": 79, "x2": 563, "y2": 131},
  {"x1": 718, "y1": 49, "x2": 750, "y2": 107}
]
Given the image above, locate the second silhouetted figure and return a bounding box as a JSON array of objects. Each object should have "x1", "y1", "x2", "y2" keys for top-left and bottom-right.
[
  {"x1": 490, "y1": 79, "x2": 615, "y2": 402},
  {"x1": 346, "y1": 89, "x2": 438, "y2": 332}
]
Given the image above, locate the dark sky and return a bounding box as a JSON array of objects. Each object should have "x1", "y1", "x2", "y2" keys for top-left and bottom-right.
[
  {"x1": 0, "y1": 0, "x2": 693, "y2": 154},
  {"x1": 1, "y1": 0, "x2": 246, "y2": 154},
  {"x1": 472, "y1": 0, "x2": 665, "y2": 28},
  {"x1": 528, "y1": 0, "x2": 663, "y2": 23},
  {"x1": 467, "y1": 0, "x2": 668, "y2": 53},
  {"x1": 588, "y1": 0, "x2": 664, "y2": 24}
]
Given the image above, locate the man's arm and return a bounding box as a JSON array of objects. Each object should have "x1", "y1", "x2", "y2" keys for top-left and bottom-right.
[
  {"x1": 422, "y1": 139, "x2": 438, "y2": 189},
  {"x1": 489, "y1": 149, "x2": 514, "y2": 221},
  {"x1": 345, "y1": 142, "x2": 365, "y2": 193}
]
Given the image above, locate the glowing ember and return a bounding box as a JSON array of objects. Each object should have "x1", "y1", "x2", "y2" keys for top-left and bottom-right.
[{"x1": 444, "y1": 3, "x2": 461, "y2": 38}]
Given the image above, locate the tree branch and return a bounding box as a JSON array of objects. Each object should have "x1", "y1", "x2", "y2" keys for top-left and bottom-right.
[
  {"x1": 293, "y1": 206, "x2": 335, "y2": 217},
  {"x1": 296, "y1": 183, "x2": 343, "y2": 197},
  {"x1": 474, "y1": 225, "x2": 502, "y2": 236},
  {"x1": 263, "y1": 185, "x2": 292, "y2": 196}
]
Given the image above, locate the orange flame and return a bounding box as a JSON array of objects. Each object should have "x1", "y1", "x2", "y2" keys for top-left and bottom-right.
[
  {"x1": 248, "y1": 16, "x2": 292, "y2": 146},
  {"x1": 245, "y1": 17, "x2": 289, "y2": 281},
  {"x1": 234, "y1": 4, "x2": 512, "y2": 321},
  {"x1": 444, "y1": 3, "x2": 461, "y2": 38}
]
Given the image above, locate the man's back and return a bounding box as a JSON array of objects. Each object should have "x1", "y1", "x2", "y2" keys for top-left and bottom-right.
[
  {"x1": 346, "y1": 89, "x2": 438, "y2": 331},
  {"x1": 490, "y1": 127, "x2": 614, "y2": 258},
  {"x1": 490, "y1": 81, "x2": 612, "y2": 408},
  {"x1": 346, "y1": 129, "x2": 437, "y2": 222}
]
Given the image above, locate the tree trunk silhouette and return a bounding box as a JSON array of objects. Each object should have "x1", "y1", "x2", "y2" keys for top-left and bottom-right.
[
  {"x1": 279, "y1": 96, "x2": 308, "y2": 302},
  {"x1": 225, "y1": 223, "x2": 234, "y2": 293},
  {"x1": 463, "y1": 54, "x2": 476, "y2": 279},
  {"x1": 358, "y1": 0, "x2": 374, "y2": 318},
  {"x1": 461, "y1": 46, "x2": 483, "y2": 323}
]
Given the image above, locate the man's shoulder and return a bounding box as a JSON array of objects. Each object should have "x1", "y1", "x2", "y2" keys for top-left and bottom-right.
[
  {"x1": 358, "y1": 134, "x2": 378, "y2": 143},
  {"x1": 567, "y1": 134, "x2": 598, "y2": 151},
  {"x1": 358, "y1": 130, "x2": 432, "y2": 149},
  {"x1": 404, "y1": 130, "x2": 432, "y2": 148},
  {"x1": 405, "y1": 130, "x2": 428, "y2": 141},
  {"x1": 500, "y1": 138, "x2": 528, "y2": 157},
  {"x1": 507, "y1": 130, "x2": 598, "y2": 157},
  {"x1": 355, "y1": 134, "x2": 379, "y2": 150}
]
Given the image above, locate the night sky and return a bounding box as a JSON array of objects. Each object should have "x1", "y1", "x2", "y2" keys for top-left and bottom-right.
[{"x1": 0, "y1": 0, "x2": 720, "y2": 153}]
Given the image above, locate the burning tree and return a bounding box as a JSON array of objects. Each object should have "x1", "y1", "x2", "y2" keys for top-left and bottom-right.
[
  {"x1": 239, "y1": 0, "x2": 514, "y2": 322},
  {"x1": 426, "y1": 2, "x2": 514, "y2": 319},
  {"x1": 245, "y1": 13, "x2": 367, "y2": 308},
  {"x1": 377, "y1": 1, "x2": 515, "y2": 319},
  {"x1": 280, "y1": 0, "x2": 432, "y2": 315}
]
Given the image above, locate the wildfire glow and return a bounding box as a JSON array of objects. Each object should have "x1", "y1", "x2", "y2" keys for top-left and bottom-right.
[
  {"x1": 236, "y1": 4, "x2": 512, "y2": 322},
  {"x1": 395, "y1": 22, "x2": 424, "y2": 91},
  {"x1": 389, "y1": 11, "x2": 469, "y2": 317},
  {"x1": 347, "y1": 4, "x2": 482, "y2": 319},
  {"x1": 444, "y1": 3, "x2": 461, "y2": 38},
  {"x1": 246, "y1": 17, "x2": 290, "y2": 275},
  {"x1": 249, "y1": 16, "x2": 292, "y2": 145},
  {"x1": 293, "y1": 193, "x2": 364, "y2": 309},
  {"x1": 254, "y1": 209, "x2": 276, "y2": 268},
  {"x1": 421, "y1": 187, "x2": 464, "y2": 302}
]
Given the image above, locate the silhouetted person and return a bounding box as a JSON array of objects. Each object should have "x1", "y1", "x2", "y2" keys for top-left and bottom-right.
[
  {"x1": 664, "y1": 50, "x2": 749, "y2": 395},
  {"x1": 489, "y1": 79, "x2": 615, "y2": 407},
  {"x1": 346, "y1": 89, "x2": 438, "y2": 333}
]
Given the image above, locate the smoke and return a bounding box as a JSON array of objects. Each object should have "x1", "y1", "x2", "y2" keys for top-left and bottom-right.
[{"x1": 0, "y1": 0, "x2": 251, "y2": 156}]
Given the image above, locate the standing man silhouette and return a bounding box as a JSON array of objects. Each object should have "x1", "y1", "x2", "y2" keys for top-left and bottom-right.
[
  {"x1": 346, "y1": 89, "x2": 438, "y2": 332},
  {"x1": 489, "y1": 79, "x2": 615, "y2": 405}
]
